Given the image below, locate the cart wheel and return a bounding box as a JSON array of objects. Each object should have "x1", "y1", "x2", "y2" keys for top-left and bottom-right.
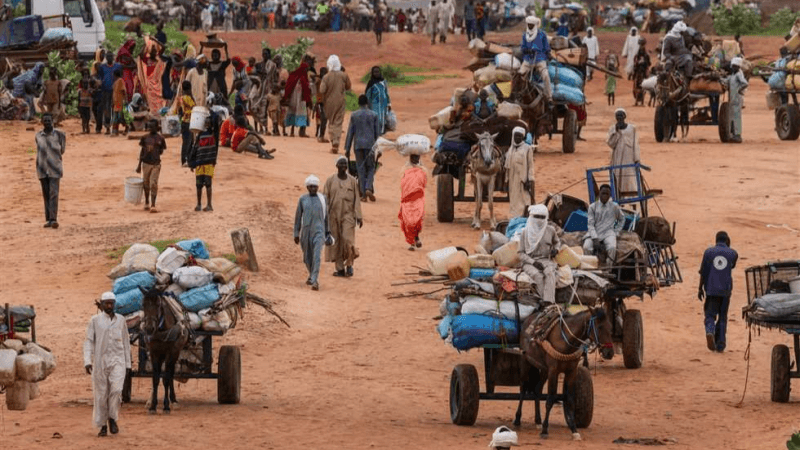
[
  {"x1": 562, "y1": 108, "x2": 577, "y2": 154},
  {"x1": 775, "y1": 105, "x2": 800, "y2": 141},
  {"x1": 622, "y1": 309, "x2": 644, "y2": 369},
  {"x1": 718, "y1": 102, "x2": 732, "y2": 143},
  {"x1": 217, "y1": 345, "x2": 241, "y2": 404},
  {"x1": 122, "y1": 370, "x2": 132, "y2": 403},
  {"x1": 771, "y1": 344, "x2": 791, "y2": 403},
  {"x1": 436, "y1": 174, "x2": 455, "y2": 223},
  {"x1": 450, "y1": 364, "x2": 479, "y2": 426},
  {"x1": 654, "y1": 105, "x2": 665, "y2": 142},
  {"x1": 573, "y1": 365, "x2": 594, "y2": 428}
]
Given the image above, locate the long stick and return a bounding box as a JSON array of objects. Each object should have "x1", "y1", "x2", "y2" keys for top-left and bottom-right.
[
  {"x1": 244, "y1": 293, "x2": 291, "y2": 328},
  {"x1": 391, "y1": 276, "x2": 449, "y2": 286},
  {"x1": 386, "y1": 287, "x2": 449, "y2": 299},
  {"x1": 586, "y1": 60, "x2": 622, "y2": 78}
]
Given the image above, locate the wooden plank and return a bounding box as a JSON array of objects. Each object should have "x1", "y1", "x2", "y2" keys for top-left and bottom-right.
[{"x1": 230, "y1": 228, "x2": 259, "y2": 272}]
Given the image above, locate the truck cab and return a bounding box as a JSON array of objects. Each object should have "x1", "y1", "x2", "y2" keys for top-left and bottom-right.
[{"x1": 26, "y1": 0, "x2": 104, "y2": 58}]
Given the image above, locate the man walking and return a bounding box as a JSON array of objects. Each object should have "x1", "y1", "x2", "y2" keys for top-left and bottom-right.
[
  {"x1": 294, "y1": 175, "x2": 331, "y2": 291},
  {"x1": 582, "y1": 27, "x2": 599, "y2": 81},
  {"x1": 95, "y1": 52, "x2": 121, "y2": 134},
  {"x1": 35, "y1": 113, "x2": 66, "y2": 229},
  {"x1": 698, "y1": 231, "x2": 738, "y2": 353},
  {"x1": 83, "y1": 292, "x2": 131, "y2": 437},
  {"x1": 464, "y1": 0, "x2": 476, "y2": 41},
  {"x1": 582, "y1": 184, "x2": 624, "y2": 266},
  {"x1": 319, "y1": 55, "x2": 351, "y2": 154},
  {"x1": 344, "y1": 95, "x2": 380, "y2": 201},
  {"x1": 607, "y1": 108, "x2": 640, "y2": 200},
  {"x1": 324, "y1": 157, "x2": 363, "y2": 278}
]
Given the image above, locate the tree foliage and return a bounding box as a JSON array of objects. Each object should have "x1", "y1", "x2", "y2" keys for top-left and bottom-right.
[
  {"x1": 43, "y1": 51, "x2": 81, "y2": 116},
  {"x1": 712, "y1": 5, "x2": 761, "y2": 36},
  {"x1": 261, "y1": 36, "x2": 315, "y2": 72},
  {"x1": 769, "y1": 7, "x2": 800, "y2": 33}
]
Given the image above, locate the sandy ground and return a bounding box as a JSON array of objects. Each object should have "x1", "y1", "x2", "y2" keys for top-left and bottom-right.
[{"x1": 0, "y1": 29, "x2": 798, "y2": 449}]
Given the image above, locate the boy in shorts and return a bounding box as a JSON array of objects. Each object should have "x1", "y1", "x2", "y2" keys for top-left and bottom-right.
[{"x1": 136, "y1": 120, "x2": 167, "y2": 212}]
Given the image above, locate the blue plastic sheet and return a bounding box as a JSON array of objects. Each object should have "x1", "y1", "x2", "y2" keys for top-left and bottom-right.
[
  {"x1": 505, "y1": 216, "x2": 528, "y2": 239},
  {"x1": 451, "y1": 314, "x2": 519, "y2": 350},
  {"x1": 179, "y1": 284, "x2": 219, "y2": 312},
  {"x1": 176, "y1": 239, "x2": 210, "y2": 260},
  {"x1": 115, "y1": 288, "x2": 144, "y2": 315},
  {"x1": 548, "y1": 63, "x2": 585, "y2": 89},
  {"x1": 112, "y1": 271, "x2": 156, "y2": 295},
  {"x1": 553, "y1": 85, "x2": 586, "y2": 105},
  {"x1": 469, "y1": 268, "x2": 497, "y2": 280}
]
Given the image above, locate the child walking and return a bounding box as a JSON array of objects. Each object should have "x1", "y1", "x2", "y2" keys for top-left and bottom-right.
[
  {"x1": 178, "y1": 80, "x2": 196, "y2": 166},
  {"x1": 111, "y1": 69, "x2": 129, "y2": 135},
  {"x1": 136, "y1": 120, "x2": 167, "y2": 213},
  {"x1": 78, "y1": 79, "x2": 94, "y2": 134},
  {"x1": 605, "y1": 54, "x2": 618, "y2": 106},
  {"x1": 188, "y1": 117, "x2": 219, "y2": 211},
  {"x1": 266, "y1": 85, "x2": 283, "y2": 137}
]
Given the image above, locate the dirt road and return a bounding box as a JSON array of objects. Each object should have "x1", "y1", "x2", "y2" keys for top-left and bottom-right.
[{"x1": 0, "y1": 29, "x2": 798, "y2": 449}]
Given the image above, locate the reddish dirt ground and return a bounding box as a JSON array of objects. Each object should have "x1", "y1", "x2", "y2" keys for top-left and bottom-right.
[{"x1": 0, "y1": 29, "x2": 798, "y2": 449}]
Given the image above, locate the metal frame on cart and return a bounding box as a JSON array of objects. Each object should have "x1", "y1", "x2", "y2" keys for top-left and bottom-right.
[{"x1": 0, "y1": 302, "x2": 36, "y2": 343}]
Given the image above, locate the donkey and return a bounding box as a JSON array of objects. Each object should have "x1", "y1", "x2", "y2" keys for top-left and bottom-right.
[
  {"x1": 140, "y1": 287, "x2": 190, "y2": 415},
  {"x1": 516, "y1": 307, "x2": 615, "y2": 440},
  {"x1": 468, "y1": 131, "x2": 503, "y2": 229}
]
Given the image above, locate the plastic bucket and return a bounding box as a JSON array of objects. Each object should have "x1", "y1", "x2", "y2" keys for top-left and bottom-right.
[
  {"x1": 189, "y1": 106, "x2": 209, "y2": 132},
  {"x1": 789, "y1": 276, "x2": 800, "y2": 294},
  {"x1": 124, "y1": 176, "x2": 144, "y2": 204}
]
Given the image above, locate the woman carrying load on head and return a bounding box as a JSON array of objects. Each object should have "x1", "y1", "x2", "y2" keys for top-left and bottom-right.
[
  {"x1": 365, "y1": 66, "x2": 391, "y2": 135},
  {"x1": 116, "y1": 39, "x2": 139, "y2": 102},
  {"x1": 399, "y1": 153, "x2": 427, "y2": 251}
]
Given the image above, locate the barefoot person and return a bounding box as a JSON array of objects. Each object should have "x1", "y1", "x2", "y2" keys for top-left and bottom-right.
[
  {"x1": 324, "y1": 156, "x2": 363, "y2": 278},
  {"x1": 136, "y1": 119, "x2": 166, "y2": 212},
  {"x1": 188, "y1": 117, "x2": 219, "y2": 211},
  {"x1": 83, "y1": 292, "x2": 131, "y2": 437},
  {"x1": 35, "y1": 113, "x2": 66, "y2": 229},
  {"x1": 294, "y1": 175, "x2": 331, "y2": 291},
  {"x1": 399, "y1": 154, "x2": 427, "y2": 250}
]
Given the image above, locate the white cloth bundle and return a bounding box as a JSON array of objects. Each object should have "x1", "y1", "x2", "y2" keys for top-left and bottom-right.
[
  {"x1": 372, "y1": 134, "x2": 431, "y2": 156},
  {"x1": 488, "y1": 426, "x2": 519, "y2": 448}
]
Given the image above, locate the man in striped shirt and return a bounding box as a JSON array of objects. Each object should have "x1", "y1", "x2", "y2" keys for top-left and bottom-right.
[{"x1": 35, "y1": 113, "x2": 66, "y2": 229}]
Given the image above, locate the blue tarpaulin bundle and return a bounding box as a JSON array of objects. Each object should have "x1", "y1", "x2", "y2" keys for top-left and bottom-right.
[
  {"x1": 112, "y1": 271, "x2": 156, "y2": 295},
  {"x1": 179, "y1": 284, "x2": 220, "y2": 312},
  {"x1": 450, "y1": 314, "x2": 519, "y2": 351},
  {"x1": 177, "y1": 239, "x2": 210, "y2": 260},
  {"x1": 115, "y1": 288, "x2": 144, "y2": 315}
]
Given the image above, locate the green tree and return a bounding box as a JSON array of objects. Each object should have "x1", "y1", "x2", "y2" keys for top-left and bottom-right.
[
  {"x1": 261, "y1": 37, "x2": 315, "y2": 72},
  {"x1": 43, "y1": 51, "x2": 81, "y2": 116},
  {"x1": 712, "y1": 5, "x2": 761, "y2": 36}
]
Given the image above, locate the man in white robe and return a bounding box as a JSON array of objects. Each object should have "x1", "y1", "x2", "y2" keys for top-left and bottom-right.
[
  {"x1": 621, "y1": 27, "x2": 640, "y2": 79},
  {"x1": 427, "y1": 0, "x2": 440, "y2": 44},
  {"x1": 84, "y1": 292, "x2": 131, "y2": 437},
  {"x1": 607, "y1": 108, "x2": 640, "y2": 200},
  {"x1": 583, "y1": 184, "x2": 625, "y2": 265},
  {"x1": 582, "y1": 27, "x2": 600, "y2": 80}
]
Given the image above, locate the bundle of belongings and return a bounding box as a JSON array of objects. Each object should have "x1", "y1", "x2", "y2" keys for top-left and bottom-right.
[
  {"x1": 742, "y1": 270, "x2": 800, "y2": 327},
  {"x1": 1, "y1": 306, "x2": 57, "y2": 411},
  {"x1": 765, "y1": 26, "x2": 800, "y2": 95},
  {"x1": 434, "y1": 205, "x2": 655, "y2": 352},
  {"x1": 105, "y1": 239, "x2": 243, "y2": 334}
]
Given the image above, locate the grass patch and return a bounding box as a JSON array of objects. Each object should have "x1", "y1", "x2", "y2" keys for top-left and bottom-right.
[
  {"x1": 359, "y1": 64, "x2": 456, "y2": 87},
  {"x1": 103, "y1": 19, "x2": 188, "y2": 54},
  {"x1": 346, "y1": 91, "x2": 359, "y2": 111},
  {"x1": 221, "y1": 253, "x2": 237, "y2": 263},
  {"x1": 107, "y1": 238, "x2": 185, "y2": 260}
]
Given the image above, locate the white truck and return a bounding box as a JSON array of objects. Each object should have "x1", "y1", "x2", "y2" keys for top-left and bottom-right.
[{"x1": 26, "y1": 0, "x2": 105, "y2": 58}]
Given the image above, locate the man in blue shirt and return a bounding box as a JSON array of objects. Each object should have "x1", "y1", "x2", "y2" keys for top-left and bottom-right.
[
  {"x1": 344, "y1": 95, "x2": 380, "y2": 202},
  {"x1": 95, "y1": 52, "x2": 121, "y2": 135},
  {"x1": 519, "y1": 16, "x2": 552, "y2": 102},
  {"x1": 698, "y1": 231, "x2": 738, "y2": 352}
]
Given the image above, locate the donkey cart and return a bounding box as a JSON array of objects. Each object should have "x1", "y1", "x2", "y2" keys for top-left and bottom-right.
[
  {"x1": 450, "y1": 346, "x2": 594, "y2": 429},
  {"x1": 122, "y1": 329, "x2": 242, "y2": 405},
  {"x1": 742, "y1": 260, "x2": 800, "y2": 403}
]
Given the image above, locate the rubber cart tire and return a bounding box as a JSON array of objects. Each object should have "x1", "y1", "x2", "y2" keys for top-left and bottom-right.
[
  {"x1": 562, "y1": 109, "x2": 577, "y2": 154},
  {"x1": 654, "y1": 105, "x2": 665, "y2": 142},
  {"x1": 622, "y1": 309, "x2": 644, "y2": 369},
  {"x1": 122, "y1": 370, "x2": 132, "y2": 403},
  {"x1": 771, "y1": 344, "x2": 791, "y2": 403},
  {"x1": 573, "y1": 365, "x2": 594, "y2": 429},
  {"x1": 776, "y1": 105, "x2": 800, "y2": 141},
  {"x1": 218, "y1": 345, "x2": 241, "y2": 404},
  {"x1": 437, "y1": 174, "x2": 455, "y2": 223},
  {"x1": 718, "y1": 102, "x2": 732, "y2": 143},
  {"x1": 450, "y1": 364, "x2": 480, "y2": 426}
]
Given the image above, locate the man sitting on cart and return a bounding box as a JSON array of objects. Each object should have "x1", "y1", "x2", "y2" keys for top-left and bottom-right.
[
  {"x1": 518, "y1": 16, "x2": 552, "y2": 104},
  {"x1": 660, "y1": 21, "x2": 693, "y2": 81},
  {"x1": 582, "y1": 184, "x2": 624, "y2": 266},
  {"x1": 519, "y1": 204, "x2": 561, "y2": 304}
]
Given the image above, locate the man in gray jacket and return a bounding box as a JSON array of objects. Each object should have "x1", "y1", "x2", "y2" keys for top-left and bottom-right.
[{"x1": 344, "y1": 95, "x2": 380, "y2": 202}]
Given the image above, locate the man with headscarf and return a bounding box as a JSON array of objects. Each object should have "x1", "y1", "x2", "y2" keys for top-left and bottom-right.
[
  {"x1": 294, "y1": 175, "x2": 331, "y2": 291},
  {"x1": 504, "y1": 127, "x2": 535, "y2": 218},
  {"x1": 84, "y1": 292, "x2": 131, "y2": 437},
  {"x1": 186, "y1": 55, "x2": 209, "y2": 107},
  {"x1": 283, "y1": 54, "x2": 313, "y2": 137},
  {"x1": 582, "y1": 27, "x2": 599, "y2": 81},
  {"x1": 723, "y1": 57, "x2": 747, "y2": 144},
  {"x1": 518, "y1": 204, "x2": 561, "y2": 304},
  {"x1": 621, "y1": 27, "x2": 640, "y2": 80},
  {"x1": 661, "y1": 21, "x2": 692, "y2": 80},
  {"x1": 399, "y1": 153, "x2": 427, "y2": 250},
  {"x1": 439, "y1": 0, "x2": 454, "y2": 43},
  {"x1": 319, "y1": 55, "x2": 352, "y2": 153},
  {"x1": 324, "y1": 156, "x2": 363, "y2": 278},
  {"x1": 519, "y1": 16, "x2": 552, "y2": 102},
  {"x1": 201, "y1": 5, "x2": 213, "y2": 33},
  {"x1": 427, "y1": 0, "x2": 440, "y2": 44},
  {"x1": 583, "y1": 184, "x2": 624, "y2": 266},
  {"x1": 345, "y1": 94, "x2": 380, "y2": 201},
  {"x1": 607, "y1": 108, "x2": 640, "y2": 200}
]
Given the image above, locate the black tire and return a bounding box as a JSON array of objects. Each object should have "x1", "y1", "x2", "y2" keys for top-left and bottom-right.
[
  {"x1": 449, "y1": 364, "x2": 480, "y2": 426},
  {"x1": 218, "y1": 345, "x2": 241, "y2": 404},
  {"x1": 436, "y1": 174, "x2": 455, "y2": 223},
  {"x1": 718, "y1": 102, "x2": 732, "y2": 143},
  {"x1": 776, "y1": 105, "x2": 800, "y2": 141},
  {"x1": 654, "y1": 105, "x2": 665, "y2": 142},
  {"x1": 573, "y1": 365, "x2": 594, "y2": 428},
  {"x1": 663, "y1": 106, "x2": 678, "y2": 142},
  {"x1": 562, "y1": 108, "x2": 577, "y2": 153},
  {"x1": 771, "y1": 344, "x2": 791, "y2": 403},
  {"x1": 122, "y1": 370, "x2": 132, "y2": 403},
  {"x1": 622, "y1": 309, "x2": 644, "y2": 369}
]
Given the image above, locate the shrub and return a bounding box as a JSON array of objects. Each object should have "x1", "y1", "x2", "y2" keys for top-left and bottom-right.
[
  {"x1": 261, "y1": 36, "x2": 315, "y2": 72},
  {"x1": 711, "y1": 5, "x2": 761, "y2": 36},
  {"x1": 43, "y1": 51, "x2": 81, "y2": 116},
  {"x1": 769, "y1": 7, "x2": 800, "y2": 33}
]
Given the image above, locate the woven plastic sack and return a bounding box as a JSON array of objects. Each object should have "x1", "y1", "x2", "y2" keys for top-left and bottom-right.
[
  {"x1": 396, "y1": 134, "x2": 431, "y2": 156},
  {"x1": 114, "y1": 288, "x2": 144, "y2": 315},
  {"x1": 494, "y1": 53, "x2": 521, "y2": 71},
  {"x1": 0, "y1": 349, "x2": 16, "y2": 387},
  {"x1": 24, "y1": 343, "x2": 56, "y2": 378},
  {"x1": 179, "y1": 284, "x2": 220, "y2": 313},
  {"x1": 107, "y1": 243, "x2": 159, "y2": 279},
  {"x1": 173, "y1": 266, "x2": 214, "y2": 289},
  {"x1": 15, "y1": 354, "x2": 45, "y2": 383},
  {"x1": 195, "y1": 258, "x2": 242, "y2": 283},
  {"x1": 496, "y1": 101, "x2": 522, "y2": 120},
  {"x1": 112, "y1": 271, "x2": 156, "y2": 295},
  {"x1": 385, "y1": 110, "x2": 397, "y2": 132},
  {"x1": 553, "y1": 84, "x2": 586, "y2": 105},
  {"x1": 176, "y1": 239, "x2": 209, "y2": 259},
  {"x1": 479, "y1": 230, "x2": 508, "y2": 253},
  {"x1": 39, "y1": 27, "x2": 73, "y2": 45},
  {"x1": 460, "y1": 297, "x2": 535, "y2": 320},
  {"x1": 156, "y1": 247, "x2": 189, "y2": 274},
  {"x1": 450, "y1": 314, "x2": 519, "y2": 350},
  {"x1": 548, "y1": 62, "x2": 585, "y2": 89}
]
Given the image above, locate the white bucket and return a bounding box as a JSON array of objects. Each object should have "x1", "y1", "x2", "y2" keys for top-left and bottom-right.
[
  {"x1": 161, "y1": 114, "x2": 180, "y2": 136},
  {"x1": 124, "y1": 176, "x2": 144, "y2": 204},
  {"x1": 789, "y1": 276, "x2": 800, "y2": 294},
  {"x1": 189, "y1": 106, "x2": 209, "y2": 132}
]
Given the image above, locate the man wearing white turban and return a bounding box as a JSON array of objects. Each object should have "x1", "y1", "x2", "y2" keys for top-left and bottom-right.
[
  {"x1": 607, "y1": 108, "x2": 640, "y2": 198},
  {"x1": 723, "y1": 57, "x2": 748, "y2": 143},
  {"x1": 504, "y1": 127, "x2": 535, "y2": 218},
  {"x1": 582, "y1": 27, "x2": 599, "y2": 81},
  {"x1": 621, "y1": 27, "x2": 640, "y2": 79},
  {"x1": 294, "y1": 174, "x2": 331, "y2": 290},
  {"x1": 320, "y1": 55, "x2": 352, "y2": 153},
  {"x1": 661, "y1": 21, "x2": 693, "y2": 79},
  {"x1": 84, "y1": 292, "x2": 131, "y2": 437},
  {"x1": 427, "y1": 0, "x2": 440, "y2": 44},
  {"x1": 519, "y1": 16, "x2": 552, "y2": 101},
  {"x1": 519, "y1": 204, "x2": 561, "y2": 304},
  {"x1": 323, "y1": 156, "x2": 363, "y2": 277}
]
